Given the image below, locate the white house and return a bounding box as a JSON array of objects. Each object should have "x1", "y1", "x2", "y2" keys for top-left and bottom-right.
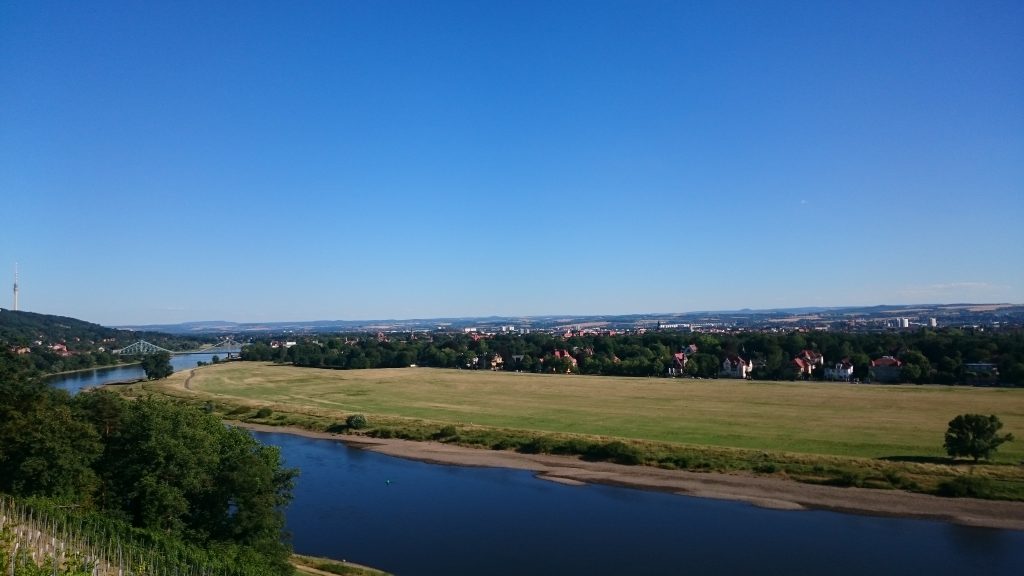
[
  {"x1": 720, "y1": 355, "x2": 753, "y2": 379},
  {"x1": 824, "y1": 359, "x2": 854, "y2": 381}
]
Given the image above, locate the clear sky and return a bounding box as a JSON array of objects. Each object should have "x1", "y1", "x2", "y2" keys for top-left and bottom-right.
[{"x1": 1, "y1": 1, "x2": 1022, "y2": 326}]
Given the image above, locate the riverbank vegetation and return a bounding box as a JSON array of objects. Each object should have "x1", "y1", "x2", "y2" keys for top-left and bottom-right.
[
  {"x1": 145, "y1": 363, "x2": 1024, "y2": 501},
  {"x1": 0, "y1": 355, "x2": 297, "y2": 574},
  {"x1": 0, "y1": 310, "x2": 203, "y2": 375},
  {"x1": 241, "y1": 328, "x2": 1024, "y2": 385}
]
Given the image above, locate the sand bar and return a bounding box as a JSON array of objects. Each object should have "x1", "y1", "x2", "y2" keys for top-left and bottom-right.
[{"x1": 234, "y1": 422, "x2": 1024, "y2": 531}]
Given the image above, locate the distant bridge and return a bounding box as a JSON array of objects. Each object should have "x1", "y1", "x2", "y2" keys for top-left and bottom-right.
[{"x1": 114, "y1": 338, "x2": 245, "y2": 356}]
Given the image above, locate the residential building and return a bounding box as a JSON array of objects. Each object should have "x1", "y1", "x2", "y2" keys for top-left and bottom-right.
[
  {"x1": 792, "y1": 349, "x2": 824, "y2": 377},
  {"x1": 824, "y1": 358, "x2": 855, "y2": 381},
  {"x1": 870, "y1": 356, "x2": 903, "y2": 383},
  {"x1": 720, "y1": 355, "x2": 753, "y2": 379},
  {"x1": 667, "y1": 352, "x2": 688, "y2": 376},
  {"x1": 551, "y1": 349, "x2": 577, "y2": 372},
  {"x1": 963, "y1": 362, "x2": 997, "y2": 375}
]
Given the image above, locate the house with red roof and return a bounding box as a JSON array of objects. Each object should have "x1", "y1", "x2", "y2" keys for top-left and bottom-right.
[
  {"x1": 553, "y1": 349, "x2": 577, "y2": 367},
  {"x1": 667, "y1": 352, "x2": 688, "y2": 376},
  {"x1": 869, "y1": 356, "x2": 903, "y2": 383},
  {"x1": 791, "y1": 349, "x2": 824, "y2": 377}
]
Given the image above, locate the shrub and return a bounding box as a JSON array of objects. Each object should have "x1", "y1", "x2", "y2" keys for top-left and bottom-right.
[
  {"x1": 255, "y1": 407, "x2": 273, "y2": 418},
  {"x1": 826, "y1": 470, "x2": 864, "y2": 487},
  {"x1": 491, "y1": 439, "x2": 516, "y2": 450},
  {"x1": 551, "y1": 438, "x2": 592, "y2": 455},
  {"x1": 584, "y1": 441, "x2": 643, "y2": 465},
  {"x1": 433, "y1": 425, "x2": 458, "y2": 440},
  {"x1": 346, "y1": 414, "x2": 368, "y2": 429},
  {"x1": 936, "y1": 476, "x2": 995, "y2": 498},
  {"x1": 517, "y1": 436, "x2": 558, "y2": 454},
  {"x1": 882, "y1": 470, "x2": 918, "y2": 490}
]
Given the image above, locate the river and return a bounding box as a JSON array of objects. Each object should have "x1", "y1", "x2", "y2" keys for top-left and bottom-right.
[
  {"x1": 47, "y1": 354, "x2": 226, "y2": 394},
  {"x1": 48, "y1": 369, "x2": 1024, "y2": 575}
]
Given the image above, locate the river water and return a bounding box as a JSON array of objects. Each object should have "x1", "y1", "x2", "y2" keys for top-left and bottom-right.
[
  {"x1": 48, "y1": 369, "x2": 1024, "y2": 575},
  {"x1": 47, "y1": 354, "x2": 225, "y2": 394},
  {"x1": 256, "y1": 430, "x2": 1024, "y2": 576}
]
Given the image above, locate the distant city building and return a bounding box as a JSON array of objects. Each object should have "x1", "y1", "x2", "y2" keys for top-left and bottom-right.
[{"x1": 928, "y1": 318, "x2": 938, "y2": 327}]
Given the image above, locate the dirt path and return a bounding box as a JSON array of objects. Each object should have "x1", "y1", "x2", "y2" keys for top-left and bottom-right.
[
  {"x1": 233, "y1": 422, "x2": 1024, "y2": 531},
  {"x1": 183, "y1": 368, "x2": 196, "y2": 390}
]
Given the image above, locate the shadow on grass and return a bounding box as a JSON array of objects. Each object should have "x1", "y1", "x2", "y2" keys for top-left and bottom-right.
[
  {"x1": 878, "y1": 455, "x2": 956, "y2": 465},
  {"x1": 879, "y1": 455, "x2": 1021, "y2": 467}
]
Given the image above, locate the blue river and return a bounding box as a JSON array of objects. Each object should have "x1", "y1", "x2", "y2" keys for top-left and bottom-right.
[
  {"x1": 47, "y1": 354, "x2": 224, "y2": 394},
  {"x1": 254, "y1": 430, "x2": 1024, "y2": 576},
  {"x1": 48, "y1": 367, "x2": 1024, "y2": 575}
]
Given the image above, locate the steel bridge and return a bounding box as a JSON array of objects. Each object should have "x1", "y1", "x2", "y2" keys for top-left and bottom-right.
[{"x1": 114, "y1": 338, "x2": 245, "y2": 356}]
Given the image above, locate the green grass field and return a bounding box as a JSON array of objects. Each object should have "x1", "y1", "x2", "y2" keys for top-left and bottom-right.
[{"x1": 173, "y1": 363, "x2": 1024, "y2": 462}]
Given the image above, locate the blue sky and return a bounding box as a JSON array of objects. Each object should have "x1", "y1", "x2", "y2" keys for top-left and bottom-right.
[{"x1": 1, "y1": 1, "x2": 1022, "y2": 325}]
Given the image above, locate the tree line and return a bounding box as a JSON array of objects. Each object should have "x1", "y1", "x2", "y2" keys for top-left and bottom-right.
[
  {"x1": 0, "y1": 349, "x2": 296, "y2": 575},
  {"x1": 241, "y1": 328, "x2": 1024, "y2": 385}
]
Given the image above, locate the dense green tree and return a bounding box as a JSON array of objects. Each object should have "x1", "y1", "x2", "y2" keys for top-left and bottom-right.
[
  {"x1": 140, "y1": 352, "x2": 174, "y2": 380},
  {"x1": 95, "y1": 398, "x2": 296, "y2": 570},
  {"x1": 944, "y1": 414, "x2": 1014, "y2": 461},
  {"x1": 0, "y1": 349, "x2": 298, "y2": 574},
  {"x1": 900, "y1": 364, "x2": 922, "y2": 383},
  {"x1": 0, "y1": 380, "x2": 101, "y2": 500}
]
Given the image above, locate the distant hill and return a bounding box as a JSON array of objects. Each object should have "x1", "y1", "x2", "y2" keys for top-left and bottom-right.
[
  {"x1": 0, "y1": 308, "x2": 124, "y2": 345},
  {"x1": 0, "y1": 309, "x2": 200, "y2": 350},
  {"x1": 116, "y1": 303, "x2": 1023, "y2": 335}
]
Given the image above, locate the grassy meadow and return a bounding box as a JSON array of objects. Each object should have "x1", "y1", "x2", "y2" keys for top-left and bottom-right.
[
  {"x1": 138, "y1": 363, "x2": 1024, "y2": 499},
  {"x1": 163, "y1": 363, "x2": 1024, "y2": 462}
]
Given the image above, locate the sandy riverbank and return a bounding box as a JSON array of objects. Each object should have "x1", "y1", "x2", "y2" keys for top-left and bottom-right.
[
  {"x1": 47, "y1": 361, "x2": 140, "y2": 377},
  {"x1": 233, "y1": 422, "x2": 1024, "y2": 531}
]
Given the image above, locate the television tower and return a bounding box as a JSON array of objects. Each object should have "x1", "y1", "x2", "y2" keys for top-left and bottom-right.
[{"x1": 13, "y1": 262, "x2": 18, "y2": 311}]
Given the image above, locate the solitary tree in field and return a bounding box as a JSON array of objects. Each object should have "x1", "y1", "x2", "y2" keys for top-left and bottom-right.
[{"x1": 944, "y1": 414, "x2": 1014, "y2": 461}]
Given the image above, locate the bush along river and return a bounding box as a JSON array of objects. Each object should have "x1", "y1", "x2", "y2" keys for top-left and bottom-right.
[{"x1": 48, "y1": 370, "x2": 1024, "y2": 576}]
